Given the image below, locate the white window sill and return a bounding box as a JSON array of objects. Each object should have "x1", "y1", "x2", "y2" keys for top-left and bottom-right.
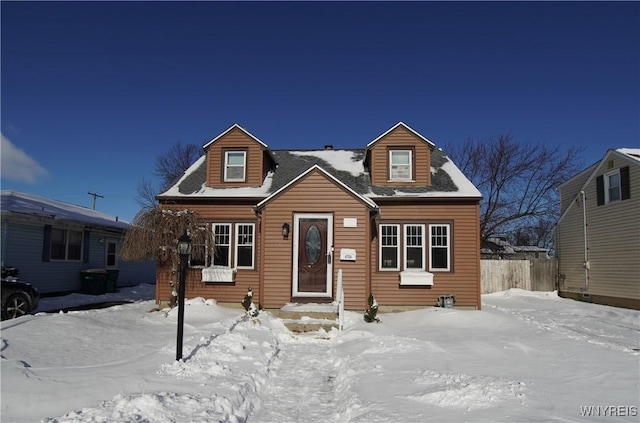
[
  {"x1": 202, "y1": 266, "x2": 236, "y2": 283},
  {"x1": 400, "y1": 270, "x2": 434, "y2": 286}
]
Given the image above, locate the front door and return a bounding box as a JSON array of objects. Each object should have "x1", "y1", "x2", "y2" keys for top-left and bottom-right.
[{"x1": 292, "y1": 213, "x2": 333, "y2": 298}]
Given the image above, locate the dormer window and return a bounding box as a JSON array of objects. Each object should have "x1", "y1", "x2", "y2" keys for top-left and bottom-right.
[
  {"x1": 389, "y1": 149, "x2": 412, "y2": 181},
  {"x1": 224, "y1": 150, "x2": 246, "y2": 182}
]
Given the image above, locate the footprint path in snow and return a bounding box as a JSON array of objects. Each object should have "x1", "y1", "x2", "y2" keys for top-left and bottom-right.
[{"x1": 250, "y1": 333, "x2": 347, "y2": 423}]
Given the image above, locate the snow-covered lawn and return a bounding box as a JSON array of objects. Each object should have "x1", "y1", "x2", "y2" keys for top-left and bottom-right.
[{"x1": 1, "y1": 285, "x2": 638, "y2": 422}]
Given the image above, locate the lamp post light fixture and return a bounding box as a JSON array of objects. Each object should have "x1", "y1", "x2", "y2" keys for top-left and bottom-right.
[
  {"x1": 281, "y1": 223, "x2": 290, "y2": 238},
  {"x1": 176, "y1": 231, "x2": 192, "y2": 361}
]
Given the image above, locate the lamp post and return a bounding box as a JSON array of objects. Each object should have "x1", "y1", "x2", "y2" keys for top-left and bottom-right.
[{"x1": 176, "y1": 231, "x2": 192, "y2": 361}]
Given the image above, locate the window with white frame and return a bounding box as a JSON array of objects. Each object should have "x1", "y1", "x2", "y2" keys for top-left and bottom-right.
[
  {"x1": 389, "y1": 149, "x2": 412, "y2": 181},
  {"x1": 429, "y1": 224, "x2": 450, "y2": 271},
  {"x1": 235, "y1": 223, "x2": 255, "y2": 268},
  {"x1": 380, "y1": 224, "x2": 400, "y2": 270},
  {"x1": 51, "y1": 228, "x2": 83, "y2": 261},
  {"x1": 224, "y1": 151, "x2": 247, "y2": 182},
  {"x1": 106, "y1": 241, "x2": 118, "y2": 267},
  {"x1": 605, "y1": 170, "x2": 621, "y2": 203},
  {"x1": 404, "y1": 224, "x2": 425, "y2": 270},
  {"x1": 213, "y1": 224, "x2": 231, "y2": 267},
  {"x1": 189, "y1": 226, "x2": 210, "y2": 267}
]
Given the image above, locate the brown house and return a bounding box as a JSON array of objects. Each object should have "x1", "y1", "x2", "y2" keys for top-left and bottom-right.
[{"x1": 156, "y1": 122, "x2": 483, "y2": 311}]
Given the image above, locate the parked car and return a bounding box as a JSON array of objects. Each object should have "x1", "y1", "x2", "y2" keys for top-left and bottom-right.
[{"x1": 1, "y1": 267, "x2": 39, "y2": 320}]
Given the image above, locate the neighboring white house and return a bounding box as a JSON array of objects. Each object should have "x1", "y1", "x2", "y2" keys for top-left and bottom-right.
[
  {"x1": 555, "y1": 148, "x2": 640, "y2": 309},
  {"x1": 1, "y1": 190, "x2": 156, "y2": 295}
]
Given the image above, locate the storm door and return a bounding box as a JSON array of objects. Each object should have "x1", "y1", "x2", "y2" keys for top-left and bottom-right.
[{"x1": 292, "y1": 213, "x2": 333, "y2": 298}]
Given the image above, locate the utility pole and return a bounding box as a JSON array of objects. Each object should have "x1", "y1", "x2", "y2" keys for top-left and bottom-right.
[{"x1": 87, "y1": 192, "x2": 104, "y2": 210}]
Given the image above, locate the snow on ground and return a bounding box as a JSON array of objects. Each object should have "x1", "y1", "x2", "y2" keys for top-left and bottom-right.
[{"x1": 1, "y1": 286, "x2": 639, "y2": 422}]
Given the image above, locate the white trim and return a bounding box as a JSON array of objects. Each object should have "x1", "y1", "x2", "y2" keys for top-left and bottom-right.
[
  {"x1": 292, "y1": 213, "x2": 333, "y2": 298},
  {"x1": 105, "y1": 239, "x2": 118, "y2": 269},
  {"x1": 389, "y1": 149, "x2": 413, "y2": 182},
  {"x1": 366, "y1": 121, "x2": 435, "y2": 149},
  {"x1": 224, "y1": 150, "x2": 247, "y2": 182},
  {"x1": 404, "y1": 223, "x2": 426, "y2": 271},
  {"x1": 212, "y1": 223, "x2": 232, "y2": 267},
  {"x1": 604, "y1": 168, "x2": 622, "y2": 204},
  {"x1": 203, "y1": 123, "x2": 269, "y2": 150},
  {"x1": 234, "y1": 223, "x2": 255, "y2": 269},
  {"x1": 429, "y1": 223, "x2": 451, "y2": 272},
  {"x1": 379, "y1": 223, "x2": 400, "y2": 271}
]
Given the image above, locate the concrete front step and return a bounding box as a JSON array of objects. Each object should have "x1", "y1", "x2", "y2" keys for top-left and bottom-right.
[
  {"x1": 270, "y1": 309, "x2": 339, "y2": 333},
  {"x1": 284, "y1": 321, "x2": 339, "y2": 333}
]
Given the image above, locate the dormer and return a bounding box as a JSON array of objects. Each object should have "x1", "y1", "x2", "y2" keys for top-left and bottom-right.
[
  {"x1": 202, "y1": 124, "x2": 276, "y2": 188},
  {"x1": 363, "y1": 122, "x2": 435, "y2": 187}
]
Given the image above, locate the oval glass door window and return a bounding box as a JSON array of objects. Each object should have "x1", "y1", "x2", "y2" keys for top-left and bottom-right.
[{"x1": 306, "y1": 225, "x2": 321, "y2": 265}]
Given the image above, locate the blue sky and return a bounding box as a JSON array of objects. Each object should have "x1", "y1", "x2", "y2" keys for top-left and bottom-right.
[{"x1": 2, "y1": 1, "x2": 638, "y2": 222}]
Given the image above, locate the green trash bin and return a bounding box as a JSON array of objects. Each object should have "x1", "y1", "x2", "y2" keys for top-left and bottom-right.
[
  {"x1": 105, "y1": 269, "x2": 119, "y2": 293},
  {"x1": 80, "y1": 269, "x2": 108, "y2": 295}
]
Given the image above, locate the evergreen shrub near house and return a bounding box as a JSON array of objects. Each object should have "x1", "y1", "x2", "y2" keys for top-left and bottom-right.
[
  {"x1": 364, "y1": 293, "x2": 380, "y2": 323},
  {"x1": 241, "y1": 287, "x2": 259, "y2": 317}
]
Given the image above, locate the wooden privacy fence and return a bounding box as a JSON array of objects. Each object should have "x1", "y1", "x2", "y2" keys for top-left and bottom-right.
[{"x1": 481, "y1": 259, "x2": 558, "y2": 294}]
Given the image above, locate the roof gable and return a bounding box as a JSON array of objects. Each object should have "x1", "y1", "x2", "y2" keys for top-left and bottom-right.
[
  {"x1": 256, "y1": 164, "x2": 378, "y2": 211},
  {"x1": 557, "y1": 147, "x2": 640, "y2": 224},
  {"x1": 202, "y1": 123, "x2": 270, "y2": 150},
  {"x1": 366, "y1": 122, "x2": 435, "y2": 149}
]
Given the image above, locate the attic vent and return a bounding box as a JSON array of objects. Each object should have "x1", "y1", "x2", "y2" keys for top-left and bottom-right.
[
  {"x1": 607, "y1": 160, "x2": 614, "y2": 169},
  {"x1": 324, "y1": 145, "x2": 333, "y2": 150}
]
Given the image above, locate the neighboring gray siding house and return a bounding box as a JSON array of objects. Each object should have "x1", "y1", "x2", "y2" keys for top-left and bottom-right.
[
  {"x1": 0, "y1": 190, "x2": 156, "y2": 295},
  {"x1": 555, "y1": 148, "x2": 640, "y2": 309}
]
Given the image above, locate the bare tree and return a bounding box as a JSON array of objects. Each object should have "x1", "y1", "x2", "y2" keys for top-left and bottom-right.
[
  {"x1": 120, "y1": 207, "x2": 211, "y2": 307},
  {"x1": 135, "y1": 142, "x2": 202, "y2": 211},
  {"x1": 444, "y1": 134, "x2": 583, "y2": 249},
  {"x1": 154, "y1": 142, "x2": 202, "y2": 191}
]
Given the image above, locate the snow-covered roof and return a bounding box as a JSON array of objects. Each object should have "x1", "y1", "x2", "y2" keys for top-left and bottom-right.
[
  {"x1": 158, "y1": 147, "x2": 481, "y2": 201},
  {"x1": 1, "y1": 190, "x2": 130, "y2": 230},
  {"x1": 617, "y1": 148, "x2": 640, "y2": 162}
]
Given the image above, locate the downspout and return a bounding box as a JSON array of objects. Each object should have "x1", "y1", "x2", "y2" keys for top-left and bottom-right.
[{"x1": 580, "y1": 190, "x2": 589, "y2": 290}]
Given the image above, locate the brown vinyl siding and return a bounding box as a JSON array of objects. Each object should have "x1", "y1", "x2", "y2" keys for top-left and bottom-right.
[
  {"x1": 260, "y1": 170, "x2": 372, "y2": 310},
  {"x1": 368, "y1": 126, "x2": 432, "y2": 187},
  {"x1": 156, "y1": 203, "x2": 261, "y2": 306},
  {"x1": 369, "y1": 201, "x2": 481, "y2": 309},
  {"x1": 205, "y1": 127, "x2": 267, "y2": 188}
]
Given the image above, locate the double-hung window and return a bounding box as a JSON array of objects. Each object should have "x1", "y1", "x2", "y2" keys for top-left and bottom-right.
[
  {"x1": 429, "y1": 224, "x2": 450, "y2": 271},
  {"x1": 213, "y1": 224, "x2": 231, "y2": 267},
  {"x1": 380, "y1": 224, "x2": 400, "y2": 270},
  {"x1": 235, "y1": 223, "x2": 255, "y2": 269},
  {"x1": 378, "y1": 223, "x2": 451, "y2": 272},
  {"x1": 605, "y1": 170, "x2": 621, "y2": 203},
  {"x1": 189, "y1": 226, "x2": 210, "y2": 267},
  {"x1": 404, "y1": 224, "x2": 425, "y2": 270},
  {"x1": 51, "y1": 228, "x2": 83, "y2": 261},
  {"x1": 389, "y1": 149, "x2": 412, "y2": 181},
  {"x1": 224, "y1": 151, "x2": 247, "y2": 182},
  {"x1": 106, "y1": 241, "x2": 118, "y2": 267}
]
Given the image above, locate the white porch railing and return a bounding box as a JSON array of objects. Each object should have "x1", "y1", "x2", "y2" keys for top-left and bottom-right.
[{"x1": 337, "y1": 268, "x2": 345, "y2": 331}]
